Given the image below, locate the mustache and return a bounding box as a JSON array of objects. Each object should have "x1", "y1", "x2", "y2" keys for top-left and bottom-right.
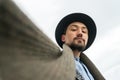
[{"x1": 73, "y1": 37, "x2": 85, "y2": 42}]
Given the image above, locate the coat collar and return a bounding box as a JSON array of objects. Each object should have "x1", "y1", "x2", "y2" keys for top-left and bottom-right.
[
  {"x1": 62, "y1": 44, "x2": 105, "y2": 80},
  {"x1": 80, "y1": 53, "x2": 105, "y2": 80}
]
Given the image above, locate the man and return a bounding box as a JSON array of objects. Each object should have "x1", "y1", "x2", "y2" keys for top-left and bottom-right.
[{"x1": 55, "y1": 13, "x2": 105, "y2": 80}]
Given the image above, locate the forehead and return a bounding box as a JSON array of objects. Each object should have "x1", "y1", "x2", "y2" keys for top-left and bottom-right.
[{"x1": 68, "y1": 22, "x2": 87, "y2": 28}]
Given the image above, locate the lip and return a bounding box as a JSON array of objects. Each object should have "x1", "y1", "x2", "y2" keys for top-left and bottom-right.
[
  {"x1": 74, "y1": 37, "x2": 85, "y2": 42},
  {"x1": 75, "y1": 37, "x2": 84, "y2": 40}
]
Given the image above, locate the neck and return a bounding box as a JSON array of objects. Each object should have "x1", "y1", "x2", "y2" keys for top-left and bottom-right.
[{"x1": 73, "y1": 50, "x2": 82, "y2": 58}]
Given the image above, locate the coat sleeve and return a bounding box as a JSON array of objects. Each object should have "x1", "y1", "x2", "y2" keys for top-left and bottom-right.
[{"x1": 0, "y1": 0, "x2": 76, "y2": 80}]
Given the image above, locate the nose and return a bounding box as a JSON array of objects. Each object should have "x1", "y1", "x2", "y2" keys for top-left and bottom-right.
[{"x1": 77, "y1": 29, "x2": 83, "y2": 37}]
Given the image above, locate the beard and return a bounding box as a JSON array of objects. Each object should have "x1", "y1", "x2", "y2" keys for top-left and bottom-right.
[{"x1": 68, "y1": 39, "x2": 86, "y2": 51}]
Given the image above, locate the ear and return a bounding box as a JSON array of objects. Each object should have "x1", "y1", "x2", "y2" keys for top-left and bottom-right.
[{"x1": 61, "y1": 34, "x2": 66, "y2": 42}]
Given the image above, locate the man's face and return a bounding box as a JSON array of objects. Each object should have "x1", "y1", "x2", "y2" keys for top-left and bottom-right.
[{"x1": 61, "y1": 22, "x2": 88, "y2": 51}]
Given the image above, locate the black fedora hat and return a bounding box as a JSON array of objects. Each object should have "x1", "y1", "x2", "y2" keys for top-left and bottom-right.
[{"x1": 55, "y1": 13, "x2": 97, "y2": 51}]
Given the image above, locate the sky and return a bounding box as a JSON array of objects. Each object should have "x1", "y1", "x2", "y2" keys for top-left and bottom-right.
[{"x1": 13, "y1": 0, "x2": 120, "y2": 79}]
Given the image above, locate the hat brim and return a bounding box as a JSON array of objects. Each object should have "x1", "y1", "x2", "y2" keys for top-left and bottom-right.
[{"x1": 55, "y1": 13, "x2": 96, "y2": 51}]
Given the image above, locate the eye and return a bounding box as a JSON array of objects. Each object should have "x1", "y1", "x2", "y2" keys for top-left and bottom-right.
[
  {"x1": 82, "y1": 29, "x2": 88, "y2": 33},
  {"x1": 71, "y1": 28, "x2": 77, "y2": 31},
  {"x1": 82, "y1": 30, "x2": 87, "y2": 33},
  {"x1": 70, "y1": 26, "x2": 78, "y2": 31}
]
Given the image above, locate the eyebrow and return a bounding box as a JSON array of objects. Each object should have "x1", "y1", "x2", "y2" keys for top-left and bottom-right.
[
  {"x1": 70, "y1": 24, "x2": 87, "y2": 29},
  {"x1": 70, "y1": 24, "x2": 78, "y2": 28}
]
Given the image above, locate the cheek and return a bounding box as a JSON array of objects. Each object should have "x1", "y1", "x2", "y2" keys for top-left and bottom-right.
[
  {"x1": 65, "y1": 33, "x2": 75, "y2": 42},
  {"x1": 85, "y1": 35, "x2": 89, "y2": 45}
]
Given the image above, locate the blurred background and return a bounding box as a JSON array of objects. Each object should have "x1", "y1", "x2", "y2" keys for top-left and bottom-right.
[{"x1": 13, "y1": 0, "x2": 120, "y2": 79}]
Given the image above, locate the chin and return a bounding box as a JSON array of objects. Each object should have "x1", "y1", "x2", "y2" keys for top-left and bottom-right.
[{"x1": 69, "y1": 42, "x2": 85, "y2": 51}]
